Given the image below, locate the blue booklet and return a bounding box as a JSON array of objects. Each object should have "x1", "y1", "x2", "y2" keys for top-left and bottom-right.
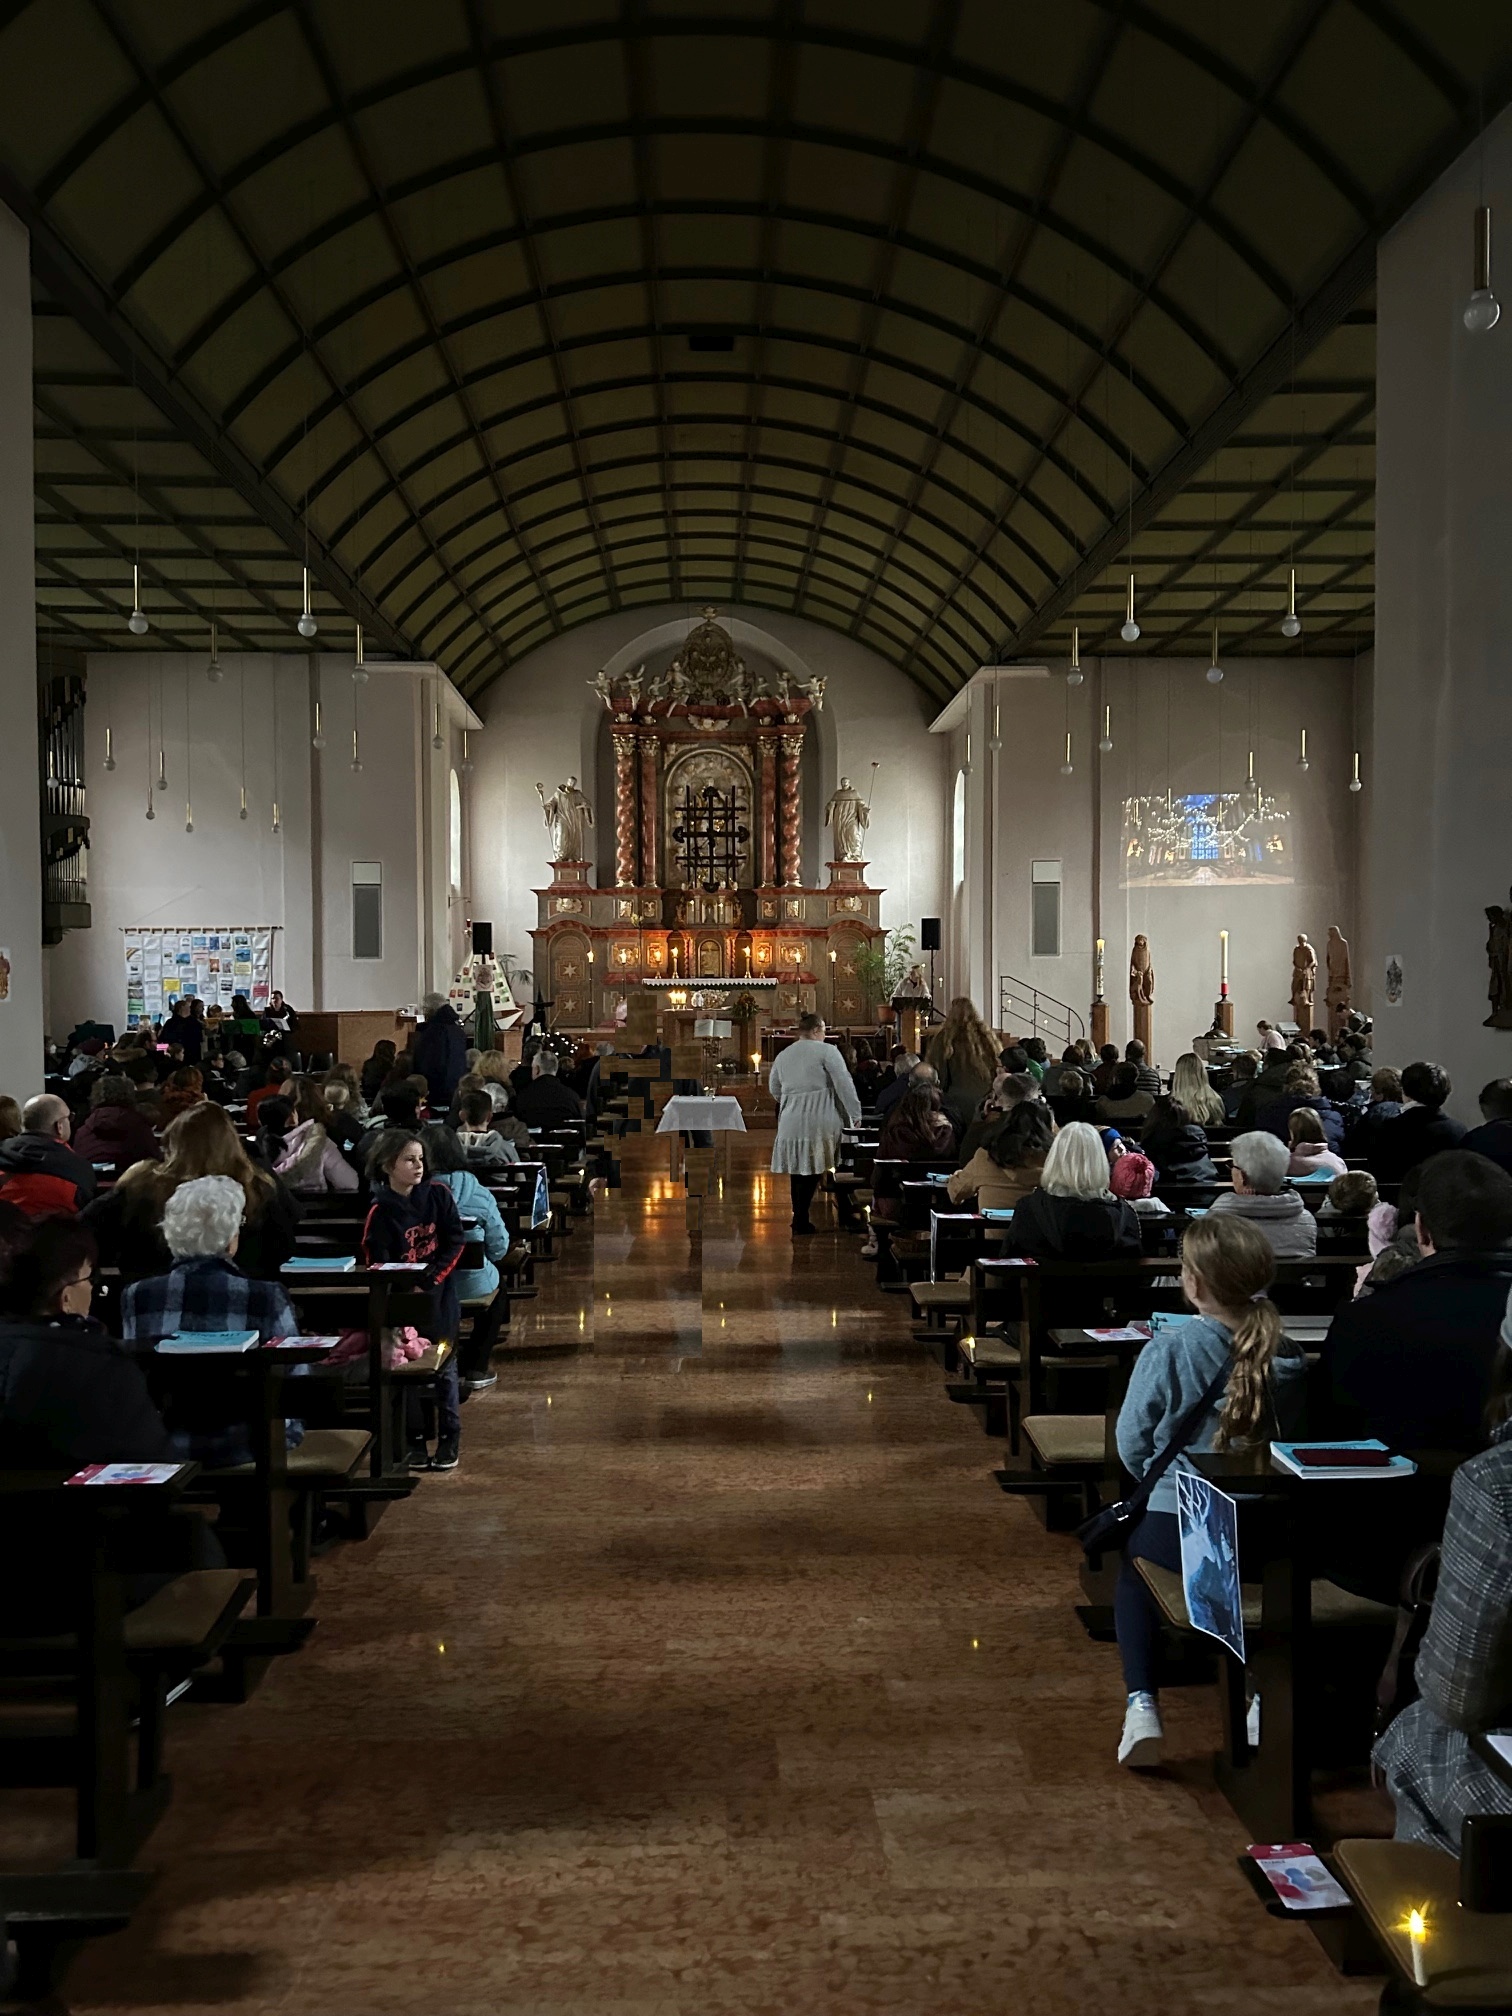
[
  {"x1": 1271, "y1": 1439, "x2": 1417, "y2": 1479},
  {"x1": 981, "y1": 1207, "x2": 1016, "y2": 1221},
  {"x1": 155, "y1": 1331, "x2": 259, "y2": 1354},
  {"x1": 282, "y1": 1255, "x2": 357, "y2": 1273}
]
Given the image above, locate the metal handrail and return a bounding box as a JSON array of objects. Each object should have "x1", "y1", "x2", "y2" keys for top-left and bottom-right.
[{"x1": 997, "y1": 974, "x2": 1086, "y2": 1049}]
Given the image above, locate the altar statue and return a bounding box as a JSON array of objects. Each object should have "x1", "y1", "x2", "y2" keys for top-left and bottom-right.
[
  {"x1": 1487, "y1": 894, "x2": 1512, "y2": 1029},
  {"x1": 1325, "y1": 925, "x2": 1352, "y2": 1037},
  {"x1": 1290, "y1": 933, "x2": 1317, "y2": 1031},
  {"x1": 824, "y1": 776, "x2": 870, "y2": 862},
  {"x1": 588, "y1": 668, "x2": 616, "y2": 711},
  {"x1": 537, "y1": 775, "x2": 594, "y2": 862},
  {"x1": 1129, "y1": 934, "x2": 1154, "y2": 1058}
]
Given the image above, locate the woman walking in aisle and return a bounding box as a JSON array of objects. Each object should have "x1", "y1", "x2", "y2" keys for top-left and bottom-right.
[{"x1": 767, "y1": 1015, "x2": 861, "y2": 1235}]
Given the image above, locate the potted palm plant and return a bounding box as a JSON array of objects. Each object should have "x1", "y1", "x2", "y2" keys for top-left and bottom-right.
[{"x1": 852, "y1": 928, "x2": 916, "y2": 1023}]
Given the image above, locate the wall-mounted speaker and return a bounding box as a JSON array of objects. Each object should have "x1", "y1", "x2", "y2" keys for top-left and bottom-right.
[
  {"x1": 471, "y1": 920, "x2": 494, "y2": 957},
  {"x1": 919, "y1": 917, "x2": 942, "y2": 952}
]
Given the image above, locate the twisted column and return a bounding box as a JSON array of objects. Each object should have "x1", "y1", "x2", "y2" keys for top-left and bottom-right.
[
  {"x1": 757, "y1": 735, "x2": 777, "y2": 885},
  {"x1": 639, "y1": 733, "x2": 659, "y2": 888},
  {"x1": 613, "y1": 731, "x2": 637, "y2": 888},
  {"x1": 779, "y1": 730, "x2": 802, "y2": 887}
]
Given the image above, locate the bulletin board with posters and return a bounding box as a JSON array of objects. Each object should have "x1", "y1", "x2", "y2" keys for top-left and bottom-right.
[{"x1": 122, "y1": 927, "x2": 278, "y2": 1030}]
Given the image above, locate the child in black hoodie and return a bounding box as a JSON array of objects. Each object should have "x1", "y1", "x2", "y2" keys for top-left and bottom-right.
[{"x1": 362, "y1": 1129, "x2": 465, "y2": 1471}]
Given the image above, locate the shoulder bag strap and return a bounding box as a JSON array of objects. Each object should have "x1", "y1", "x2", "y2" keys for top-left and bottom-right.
[{"x1": 1124, "y1": 1352, "x2": 1234, "y2": 1514}]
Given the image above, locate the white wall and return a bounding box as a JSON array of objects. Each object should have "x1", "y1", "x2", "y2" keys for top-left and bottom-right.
[
  {"x1": 1372, "y1": 104, "x2": 1512, "y2": 1119},
  {"x1": 468, "y1": 607, "x2": 947, "y2": 987},
  {"x1": 45, "y1": 654, "x2": 474, "y2": 1035},
  {"x1": 942, "y1": 653, "x2": 1363, "y2": 1058},
  {"x1": 0, "y1": 203, "x2": 43, "y2": 1092}
]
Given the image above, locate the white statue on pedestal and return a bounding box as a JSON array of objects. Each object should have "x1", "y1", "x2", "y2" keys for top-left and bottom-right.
[
  {"x1": 824, "y1": 776, "x2": 870, "y2": 862},
  {"x1": 537, "y1": 776, "x2": 594, "y2": 861}
]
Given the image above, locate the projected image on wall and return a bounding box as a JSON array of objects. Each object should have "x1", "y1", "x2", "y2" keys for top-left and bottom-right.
[{"x1": 1121, "y1": 785, "x2": 1293, "y2": 887}]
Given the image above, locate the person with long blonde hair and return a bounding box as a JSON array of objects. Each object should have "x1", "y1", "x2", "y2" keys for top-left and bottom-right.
[
  {"x1": 83, "y1": 1102, "x2": 300, "y2": 1282},
  {"x1": 1111, "y1": 1214, "x2": 1306, "y2": 1767},
  {"x1": 926, "y1": 996, "x2": 1001, "y2": 1131},
  {"x1": 1171, "y1": 1052, "x2": 1226, "y2": 1129}
]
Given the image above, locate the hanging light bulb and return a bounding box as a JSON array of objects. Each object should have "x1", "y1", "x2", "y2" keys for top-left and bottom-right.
[
  {"x1": 239, "y1": 784, "x2": 248, "y2": 822},
  {"x1": 352, "y1": 622, "x2": 368, "y2": 683},
  {"x1": 157, "y1": 745, "x2": 168, "y2": 792},
  {"x1": 1206, "y1": 620, "x2": 1224, "y2": 683},
  {"x1": 1247, "y1": 748, "x2": 1256, "y2": 787},
  {"x1": 1066, "y1": 625, "x2": 1083, "y2": 685},
  {"x1": 351, "y1": 726, "x2": 363, "y2": 774},
  {"x1": 1099, "y1": 705, "x2": 1113, "y2": 754},
  {"x1": 297, "y1": 565, "x2": 318, "y2": 639},
  {"x1": 1059, "y1": 729, "x2": 1074, "y2": 776},
  {"x1": 1120, "y1": 573, "x2": 1140, "y2": 643},
  {"x1": 1280, "y1": 566, "x2": 1302, "y2": 639},
  {"x1": 311, "y1": 700, "x2": 326, "y2": 752},
  {"x1": 1296, "y1": 727, "x2": 1310, "y2": 772},
  {"x1": 432, "y1": 695, "x2": 444, "y2": 752},
  {"x1": 103, "y1": 726, "x2": 116, "y2": 773},
  {"x1": 460, "y1": 728, "x2": 475, "y2": 774},
  {"x1": 271, "y1": 798, "x2": 282, "y2": 835},
  {"x1": 1464, "y1": 204, "x2": 1502, "y2": 333},
  {"x1": 1349, "y1": 749, "x2": 1363, "y2": 794},
  {"x1": 207, "y1": 620, "x2": 222, "y2": 682},
  {"x1": 184, "y1": 799, "x2": 194, "y2": 834},
  {"x1": 988, "y1": 703, "x2": 1002, "y2": 753},
  {"x1": 127, "y1": 562, "x2": 148, "y2": 635},
  {"x1": 144, "y1": 786, "x2": 155, "y2": 822}
]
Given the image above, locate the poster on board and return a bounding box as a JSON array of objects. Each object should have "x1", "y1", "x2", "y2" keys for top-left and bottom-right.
[{"x1": 122, "y1": 929, "x2": 275, "y2": 1028}]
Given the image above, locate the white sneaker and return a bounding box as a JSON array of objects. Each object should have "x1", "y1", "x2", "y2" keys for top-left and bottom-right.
[
  {"x1": 1246, "y1": 1693, "x2": 1262, "y2": 1749},
  {"x1": 1118, "y1": 1696, "x2": 1165, "y2": 1768}
]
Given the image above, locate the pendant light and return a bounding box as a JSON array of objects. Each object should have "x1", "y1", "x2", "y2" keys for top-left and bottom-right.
[
  {"x1": 350, "y1": 726, "x2": 363, "y2": 774},
  {"x1": 353, "y1": 622, "x2": 368, "y2": 683},
  {"x1": 297, "y1": 565, "x2": 318, "y2": 639},
  {"x1": 207, "y1": 619, "x2": 222, "y2": 682},
  {"x1": 432, "y1": 689, "x2": 444, "y2": 752},
  {"x1": 183, "y1": 665, "x2": 193, "y2": 830},
  {"x1": 1280, "y1": 567, "x2": 1301, "y2": 639},
  {"x1": 311, "y1": 699, "x2": 325, "y2": 752},
  {"x1": 238, "y1": 660, "x2": 249, "y2": 820},
  {"x1": 1066, "y1": 625, "x2": 1083, "y2": 685},
  {"x1": 127, "y1": 562, "x2": 148, "y2": 635},
  {"x1": 103, "y1": 666, "x2": 116, "y2": 771},
  {"x1": 1464, "y1": 205, "x2": 1502, "y2": 332},
  {"x1": 103, "y1": 727, "x2": 116, "y2": 772},
  {"x1": 1247, "y1": 748, "x2": 1256, "y2": 787},
  {"x1": 1099, "y1": 704, "x2": 1113, "y2": 754},
  {"x1": 1296, "y1": 728, "x2": 1310, "y2": 773},
  {"x1": 1349, "y1": 750, "x2": 1363, "y2": 794},
  {"x1": 1059, "y1": 729, "x2": 1074, "y2": 776},
  {"x1": 988, "y1": 701, "x2": 1002, "y2": 754},
  {"x1": 1120, "y1": 573, "x2": 1140, "y2": 643},
  {"x1": 1205, "y1": 621, "x2": 1224, "y2": 683},
  {"x1": 460, "y1": 728, "x2": 475, "y2": 774}
]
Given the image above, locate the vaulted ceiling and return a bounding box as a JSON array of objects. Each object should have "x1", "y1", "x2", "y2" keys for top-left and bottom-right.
[{"x1": 3, "y1": 1, "x2": 1510, "y2": 702}]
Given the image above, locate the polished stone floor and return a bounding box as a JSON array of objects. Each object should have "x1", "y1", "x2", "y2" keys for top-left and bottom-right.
[{"x1": 38, "y1": 1136, "x2": 1377, "y2": 2013}]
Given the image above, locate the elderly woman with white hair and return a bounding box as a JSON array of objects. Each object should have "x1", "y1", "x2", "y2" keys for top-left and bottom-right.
[
  {"x1": 1206, "y1": 1130, "x2": 1318, "y2": 1257},
  {"x1": 1000, "y1": 1121, "x2": 1141, "y2": 1261},
  {"x1": 121, "y1": 1173, "x2": 301, "y2": 1344}
]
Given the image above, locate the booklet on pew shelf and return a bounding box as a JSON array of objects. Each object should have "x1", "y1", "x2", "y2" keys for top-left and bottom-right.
[
  {"x1": 66, "y1": 1462, "x2": 189, "y2": 1487},
  {"x1": 1245, "y1": 1844, "x2": 1352, "y2": 1912},
  {"x1": 371, "y1": 1261, "x2": 427, "y2": 1272},
  {"x1": 1084, "y1": 1323, "x2": 1152, "y2": 1343},
  {"x1": 155, "y1": 1331, "x2": 260, "y2": 1354},
  {"x1": 282, "y1": 1254, "x2": 357, "y2": 1273},
  {"x1": 1270, "y1": 1439, "x2": 1416, "y2": 1480},
  {"x1": 980, "y1": 1206, "x2": 1015, "y2": 1220},
  {"x1": 264, "y1": 1334, "x2": 344, "y2": 1352}
]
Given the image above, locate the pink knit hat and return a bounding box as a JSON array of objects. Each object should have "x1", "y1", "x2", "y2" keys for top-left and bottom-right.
[{"x1": 1109, "y1": 1150, "x2": 1156, "y2": 1200}]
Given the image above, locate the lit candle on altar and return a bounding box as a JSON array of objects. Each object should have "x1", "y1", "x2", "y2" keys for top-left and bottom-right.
[
  {"x1": 1220, "y1": 929, "x2": 1229, "y2": 988},
  {"x1": 1407, "y1": 1909, "x2": 1428, "y2": 1987}
]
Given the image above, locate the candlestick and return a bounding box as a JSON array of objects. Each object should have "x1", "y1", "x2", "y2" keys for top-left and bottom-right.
[{"x1": 1220, "y1": 929, "x2": 1229, "y2": 986}]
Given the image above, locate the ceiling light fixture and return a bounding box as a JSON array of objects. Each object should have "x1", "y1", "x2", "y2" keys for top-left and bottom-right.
[
  {"x1": 988, "y1": 702, "x2": 1002, "y2": 753},
  {"x1": 1296, "y1": 728, "x2": 1310, "y2": 773},
  {"x1": 1349, "y1": 749, "x2": 1363, "y2": 794},
  {"x1": 1206, "y1": 621, "x2": 1224, "y2": 683},
  {"x1": 207, "y1": 619, "x2": 222, "y2": 682},
  {"x1": 1059, "y1": 730, "x2": 1074, "y2": 777},
  {"x1": 1280, "y1": 566, "x2": 1302, "y2": 639},
  {"x1": 1465, "y1": 204, "x2": 1502, "y2": 332},
  {"x1": 461, "y1": 728, "x2": 475, "y2": 774},
  {"x1": 1067, "y1": 624, "x2": 1083, "y2": 685},
  {"x1": 351, "y1": 726, "x2": 363, "y2": 774},
  {"x1": 127, "y1": 563, "x2": 148, "y2": 636},
  {"x1": 1120, "y1": 573, "x2": 1140, "y2": 643},
  {"x1": 1099, "y1": 704, "x2": 1113, "y2": 754},
  {"x1": 297, "y1": 565, "x2": 318, "y2": 639},
  {"x1": 311, "y1": 699, "x2": 325, "y2": 752},
  {"x1": 103, "y1": 728, "x2": 116, "y2": 773},
  {"x1": 432, "y1": 693, "x2": 444, "y2": 752},
  {"x1": 353, "y1": 622, "x2": 367, "y2": 682}
]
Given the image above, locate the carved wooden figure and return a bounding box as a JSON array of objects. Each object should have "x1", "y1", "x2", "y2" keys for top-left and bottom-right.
[{"x1": 1129, "y1": 933, "x2": 1155, "y2": 1057}]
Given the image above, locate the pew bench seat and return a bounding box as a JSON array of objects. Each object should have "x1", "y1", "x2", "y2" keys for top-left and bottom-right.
[
  {"x1": 910, "y1": 1279, "x2": 971, "y2": 1316},
  {"x1": 1022, "y1": 1415, "x2": 1105, "y2": 1468},
  {"x1": 1333, "y1": 1835, "x2": 1512, "y2": 2008},
  {"x1": 0, "y1": 1569, "x2": 252, "y2": 1661},
  {"x1": 1134, "y1": 1558, "x2": 1395, "y2": 1633},
  {"x1": 959, "y1": 1333, "x2": 1020, "y2": 1371}
]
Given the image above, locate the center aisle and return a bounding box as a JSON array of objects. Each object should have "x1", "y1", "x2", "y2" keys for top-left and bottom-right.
[{"x1": 70, "y1": 1135, "x2": 1372, "y2": 2015}]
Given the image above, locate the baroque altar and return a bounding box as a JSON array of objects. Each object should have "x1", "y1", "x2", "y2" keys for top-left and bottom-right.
[{"x1": 530, "y1": 610, "x2": 884, "y2": 1032}]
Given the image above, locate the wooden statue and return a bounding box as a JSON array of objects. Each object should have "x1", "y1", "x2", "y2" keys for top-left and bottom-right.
[
  {"x1": 1486, "y1": 892, "x2": 1512, "y2": 1029},
  {"x1": 1325, "y1": 925, "x2": 1352, "y2": 1038},
  {"x1": 1129, "y1": 933, "x2": 1154, "y2": 1058},
  {"x1": 1290, "y1": 933, "x2": 1317, "y2": 1032}
]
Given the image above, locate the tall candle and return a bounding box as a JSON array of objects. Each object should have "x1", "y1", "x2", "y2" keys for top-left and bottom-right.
[{"x1": 1220, "y1": 930, "x2": 1229, "y2": 985}]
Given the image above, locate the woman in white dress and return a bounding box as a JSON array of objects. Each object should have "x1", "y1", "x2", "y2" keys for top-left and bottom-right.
[{"x1": 767, "y1": 1014, "x2": 862, "y2": 1234}]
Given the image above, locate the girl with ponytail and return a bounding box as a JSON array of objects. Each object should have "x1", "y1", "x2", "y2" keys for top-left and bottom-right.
[{"x1": 1112, "y1": 1213, "x2": 1307, "y2": 1769}]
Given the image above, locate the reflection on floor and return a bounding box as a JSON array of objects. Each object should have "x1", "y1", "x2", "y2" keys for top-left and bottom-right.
[{"x1": 51, "y1": 1134, "x2": 1373, "y2": 2013}]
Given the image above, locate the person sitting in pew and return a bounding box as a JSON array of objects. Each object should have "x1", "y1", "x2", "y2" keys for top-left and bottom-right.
[
  {"x1": 455, "y1": 1088, "x2": 522, "y2": 1170},
  {"x1": 1459, "y1": 1078, "x2": 1512, "y2": 1177},
  {"x1": 1370, "y1": 1061, "x2": 1467, "y2": 1183},
  {"x1": 861, "y1": 1084, "x2": 960, "y2": 1257},
  {"x1": 1047, "y1": 1067, "x2": 1100, "y2": 1130},
  {"x1": 0, "y1": 1094, "x2": 97, "y2": 1217},
  {"x1": 1286, "y1": 1106, "x2": 1348, "y2": 1179},
  {"x1": 245, "y1": 1056, "x2": 295, "y2": 1128},
  {"x1": 258, "y1": 1089, "x2": 359, "y2": 1195},
  {"x1": 513, "y1": 1048, "x2": 586, "y2": 1128},
  {"x1": 0, "y1": 1217, "x2": 176, "y2": 1466},
  {"x1": 999, "y1": 1121, "x2": 1140, "y2": 1262},
  {"x1": 1374, "y1": 1430, "x2": 1512, "y2": 1851},
  {"x1": 1095, "y1": 1064, "x2": 1154, "y2": 1129},
  {"x1": 1321, "y1": 1152, "x2": 1512, "y2": 1453},
  {"x1": 874, "y1": 1049, "x2": 918, "y2": 1121},
  {"x1": 1139, "y1": 1095, "x2": 1218, "y2": 1185},
  {"x1": 1172, "y1": 1052, "x2": 1227, "y2": 1129},
  {"x1": 1220, "y1": 1051, "x2": 1260, "y2": 1123},
  {"x1": 1114, "y1": 1215, "x2": 1308, "y2": 1767},
  {"x1": 947, "y1": 1100, "x2": 1054, "y2": 1213},
  {"x1": 1355, "y1": 1160, "x2": 1425, "y2": 1298},
  {"x1": 363, "y1": 1129, "x2": 465, "y2": 1472},
  {"x1": 1321, "y1": 1169, "x2": 1378, "y2": 1219},
  {"x1": 1206, "y1": 1131, "x2": 1318, "y2": 1258},
  {"x1": 1255, "y1": 1061, "x2": 1345, "y2": 1153},
  {"x1": 70, "y1": 1072, "x2": 162, "y2": 1176},
  {"x1": 955, "y1": 1071, "x2": 1036, "y2": 1165},
  {"x1": 1107, "y1": 1141, "x2": 1167, "y2": 1215},
  {"x1": 423, "y1": 1124, "x2": 510, "y2": 1395}
]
